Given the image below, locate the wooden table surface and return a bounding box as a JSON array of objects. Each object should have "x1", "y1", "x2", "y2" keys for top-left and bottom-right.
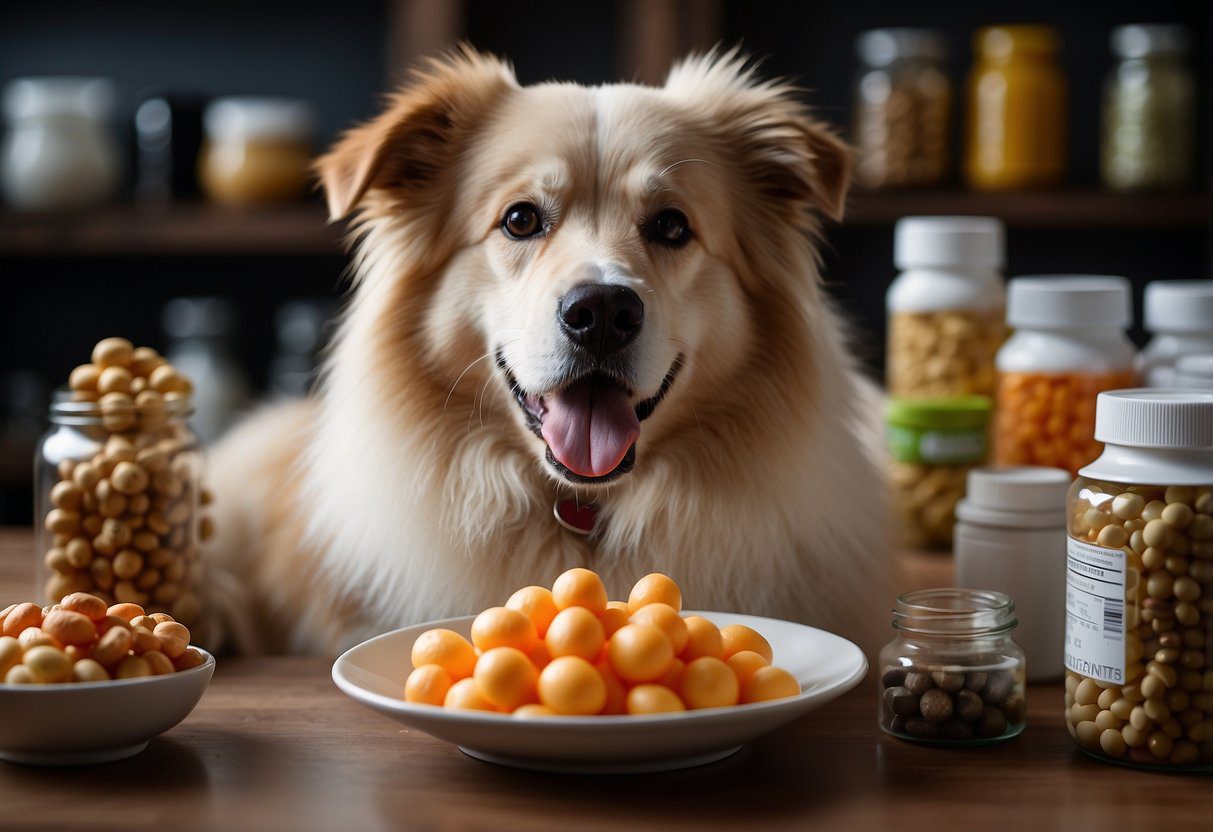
[{"x1": 0, "y1": 528, "x2": 1207, "y2": 831}]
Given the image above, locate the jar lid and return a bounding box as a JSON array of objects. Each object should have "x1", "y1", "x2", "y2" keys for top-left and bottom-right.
[
  {"x1": 894, "y1": 216, "x2": 1005, "y2": 270},
  {"x1": 1006, "y1": 275, "x2": 1132, "y2": 329},
  {"x1": 204, "y1": 97, "x2": 314, "y2": 142},
  {"x1": 962, "y1": 466, "x2": 1071, "y2": 512},
  {"x1": 975, "y1": 25, "x2": 1061, "y2": 59},
  {"x1": 1143, "y1": 280, "x2": 1213, "y2": 334},
  {"x1": 3, "y1": 77, "x2": 115, "y2": 121},
  {"x1": 1173, "y1": 355, "x2": 1213, "y2": 390},
  {"x1": 1111, "y1": 24, "x2": 1191, "y2": 59},
  {"x1": 886, "y1": 396, "x2": 992, "y2": 430},
  {"x1": 856, "y1": 28, "x2": 947, "y2": 66},
  {"x1": 1094, "y1": 389, "x2": 1213, "y2": 449}
]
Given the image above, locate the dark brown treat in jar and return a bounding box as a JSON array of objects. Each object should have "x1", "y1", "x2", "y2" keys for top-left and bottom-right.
[
  {"x1": 931, "y1": 670, "x2": 965, "y2": 693},
  {"x1": 965, "y1": 671, "x2": 988, "y2": 692},
  {"x1": 884, "y1": 685, "x2": 919, "y2": 717},
  {"x1": 882, "y1": 667, "x2": 908, "y2": 688},
  {"x1": 904, "y1": 671, "x2": 933, "y2": 695},
  {"x1": 919, "y1": 688, "x2": 954, "y2": 723},
  {"x1": 1000, "y1": 693, "x2": 1027, "y2": 724},
  {"x1": 956, "y1": 688, "x2": 985, "y2": 722},
  {"x1": 982, "y1": 670, "x2": 1014, "y2": 706},
  {"x1": 939, "y1": 718, "x2": 974, "y2": 740},
  {"x1": 978, "y1": 706, "x2": 1009, "y2": 738},
  {"x1": 904, "y1": 717, "x2": 939, "y2": 739}
]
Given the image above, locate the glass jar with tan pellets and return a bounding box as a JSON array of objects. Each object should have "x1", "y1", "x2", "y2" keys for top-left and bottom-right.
[{"x1": 1064, "y1": 390, "x2": 1212, "y2": 770}]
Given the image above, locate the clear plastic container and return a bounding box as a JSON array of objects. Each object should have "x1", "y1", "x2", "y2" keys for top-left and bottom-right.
[
  {"x1": 995, "y1": 276, "x2": 1137, "y2": 476},
  {"x1": 1137, "y1": 280, "x2": 1213, "y2": 388},
  {"x1": 1064, "y1": 389, "x2": 1212, "y2": 770},
  {"x1": 853, "y1": 29, "x2": 951, "y2": 189},
  {"x1": 1102, "y1": 25, "x2": 1196, "y2": 192},
  {"x1": 878, "y1": 588, "x2": 1026, "y2": 744},
  {"x1": 886, "y1": 217, "x2": 1006, "y2": 398}
]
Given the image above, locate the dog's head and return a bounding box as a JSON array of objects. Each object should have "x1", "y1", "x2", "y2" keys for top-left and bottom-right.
[{"x1": 318, "y1": 46, "x2": 849, "y2": 487}]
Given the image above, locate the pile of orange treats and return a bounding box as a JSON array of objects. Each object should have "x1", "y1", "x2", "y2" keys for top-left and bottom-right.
[{"x1": 406, "y1": 569, "x2": 801, "y2": 715}]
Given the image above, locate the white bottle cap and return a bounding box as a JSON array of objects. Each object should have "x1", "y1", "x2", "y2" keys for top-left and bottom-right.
[
  {"x1": 1094, "y1": 389, "x2": 1213, "y2": 449},
  {"x1": 1173, "y1": 355, "x2": 1213, "y2": 390},
  {"x1": 894, "y1": 216, "x2": 1005, "y2": 270},
  {"x1": 204, "y1": 97, "x2": 314, "y2": 143},
  {"x1": 1006, "y1": 275, "x2": 1132, "y2": 329},
  {"x1": 964, "y1": 466, "x2": 1072, "y2": 511},
  {"x1": 1143, "y1": 280, "x2": 1213, "y2": 334}
]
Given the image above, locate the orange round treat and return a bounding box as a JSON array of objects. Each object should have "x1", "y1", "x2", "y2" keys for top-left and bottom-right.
[
  {"x1": 513, "y1": 704, "x2": 556, "y2": 718},
  {"x1": 41, "y1": 609, "x2": 96, "y2": 646},
  {"x1": 607, "y1": 623, "x2": 675, "y2": 684},
  {"x1": 681, "y1": 616, "x2": 724, "y2": 661},
  {"x1": 629, "y1": 603, "x2": 689, "y2": 654},
  {"x1": 60, "y1": 592, "x2": 107, "y2": 621},
  {"x1": 719, "y1": 624, "x2": 773, "y2": 662},
  {"x1": 601, "y1": 602, "x2": 631, "y2": 638},
  {"x1": 726, "y1": 650, "x2": 769, "y2": 684},
  {"x1": 545, "y1": 606, "x2": 605, "y2": 662},
  {"x1": 595, "y1": 659, "x2": 628, "y2": 715},
  {"x1": 626, "y1": 684, "x2": 687, "y2": 714},
  {"x1": 411, "y1": 628, "x2": 477, "y2": 680},
  {"x1": 474, "y1": 647, "x2": 539, "y2": 711},
  {"x1": 405, "y1": 664, "x2": 453, "y2": 706},
  {"x1": 551, "y1": 568, "x2": 608, "y2": 615},
  {"x1": 2, "y1": 603, "x2": 42, "y2": 638},
  {"x1": 655, "y1": 657, "x2": 685, "y2": 690},
  {"x1": 506, "y1": 586, "x2": 559, "y2": 638},
  {"x1": 444, "y1": 677, "x2": 496, "y2": 711},
  {"x1": 106, "y1": 603, "x2": 145, "y2": 623},
  {"x1": 627, "y1": 573, "x2": 682, "y2": 614},
  {"x1": 741, "y1": 666, "x2": 801, "y2": 703},
  {"x1": 537, "y1": 656, "x2": 607, "y2": 715},
  {"x1": 470, "y1": 607, "x2": 538, "y2": 653},
  {"x1": 679, "y1": 657, "x2": 740, "y2": 709},
  {"x1": 527, "y1": 640, "x2": 552, "y2": 670}
]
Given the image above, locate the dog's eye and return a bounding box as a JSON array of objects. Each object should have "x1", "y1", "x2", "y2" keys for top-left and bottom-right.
[
  {"x1": 647, "y1": 208, "x2": 692, "y2": 247},
  {"x1": 502, "y1": 203, "x2": 543, "y2": 239}
]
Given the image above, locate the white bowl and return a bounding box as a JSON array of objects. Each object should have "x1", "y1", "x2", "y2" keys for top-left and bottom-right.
[
  {"x1": 333, "y1": 612, "x2": 866, "y2": 773},
  {"x1": 0, "y1": 648, "x2": 215, "y2": 766}
]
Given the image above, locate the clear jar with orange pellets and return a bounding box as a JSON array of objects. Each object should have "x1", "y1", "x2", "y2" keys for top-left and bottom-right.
[{"x1": 994, "y1": 276, "x2": 1137, "y2": 477}]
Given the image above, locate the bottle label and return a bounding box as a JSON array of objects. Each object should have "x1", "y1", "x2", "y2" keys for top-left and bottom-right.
[
  {"x1": 886, "y1": 425, "x2": 988, "y2": 465},
  {"x1": 1064, "y1": 537, "x2": 1126, "y2": 684}
]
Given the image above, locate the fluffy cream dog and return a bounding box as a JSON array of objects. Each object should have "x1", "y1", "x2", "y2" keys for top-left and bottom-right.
[{"x1": 208, "y1": 47, "x2": 889, "y2": 656}]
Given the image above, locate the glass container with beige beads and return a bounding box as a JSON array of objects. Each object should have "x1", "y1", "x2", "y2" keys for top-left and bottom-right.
[
  {"x1": 1064, "y1": 389, "x2": 1213, "y2": 770},
  {"x1": 34, "y1": 338, "x2": 210, "y2": 633}
]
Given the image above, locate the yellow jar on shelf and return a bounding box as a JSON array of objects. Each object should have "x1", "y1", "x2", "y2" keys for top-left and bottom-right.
[
  {"x1": 199, "y1": 97, "x2": 314, "y2": 205},
  {"x1": 965, "y1": 26, "x2": 1067, "y2": 191}
]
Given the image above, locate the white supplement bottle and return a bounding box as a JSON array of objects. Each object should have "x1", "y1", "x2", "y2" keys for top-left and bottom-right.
[
  {"x1": 1138, "y1": 280, "x2": 1213, "y2": 388},
  {"x1": 955, "y1": 466, "x2": 1071, "y2": 681},
  {"x1": 886, "y1": 216, "x2": 1006, "y2": 397}
]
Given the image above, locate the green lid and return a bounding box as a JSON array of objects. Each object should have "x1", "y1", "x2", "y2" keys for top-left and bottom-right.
[{"x1": 886, "y1": 396, "x2": 993, "y2": 430}]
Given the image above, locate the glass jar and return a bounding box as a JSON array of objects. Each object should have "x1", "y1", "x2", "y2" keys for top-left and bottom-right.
[
  {"x1": 887, "y1": 216, "x2": 1006, "y2": 397},
  {"x1": 1064, "y1": 389, "x2": 1212, "y2": 770},
  {"x1": 965, "y1": 26, "x2": 1067, "y2": 191},
  {"x1": 887, "y1": 396, "x2": 991, "y2": 550},
  {"x1": 853, "y1": 28, "x2": 951, "y2": 189},
  {"x1": 995, "y1": 276, "x2": 1137, "y2": 476},
  {"x1": 34, "y1": 392, "x2": 205, "y2": 630},
  {"x1": 878, "y1": 588, "x2": 1026, "y2": 743},
  {"x1": 1137, "y1": 280, "x2": 1213, "y2": 388},
  {"x1": 1101, "y1": 25, "x2": 1195, "y2": 192},
  {"x1": 199, "y1": 97, "x2": 314, "y2": 205}
]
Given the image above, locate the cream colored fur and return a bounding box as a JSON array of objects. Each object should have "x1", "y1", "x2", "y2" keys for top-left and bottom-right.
[{"x1": 208, "y1": 47, "x2": 890, "y2": 657}]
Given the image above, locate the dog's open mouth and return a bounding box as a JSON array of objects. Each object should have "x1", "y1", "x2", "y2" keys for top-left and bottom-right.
[{"x1": 498, "y1": 352, "x2": 682, "y2": 484}]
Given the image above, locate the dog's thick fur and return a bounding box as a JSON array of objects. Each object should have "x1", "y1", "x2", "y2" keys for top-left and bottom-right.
[{"x1": 208, "y1": 47, "x2": 890, "y2": 656}]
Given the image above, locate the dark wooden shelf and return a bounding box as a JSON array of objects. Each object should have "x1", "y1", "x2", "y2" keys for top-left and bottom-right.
[
  {"x1": 844, "y1": 189, "x2": 1212, "y2": 229},
  {"x1": 0, "y1": 202, "x2": 345, "y2": 257}
]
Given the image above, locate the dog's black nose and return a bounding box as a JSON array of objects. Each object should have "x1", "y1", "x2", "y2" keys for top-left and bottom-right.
[{"x1": 557, "y1": 283, "x2": 644, "y2": 355}]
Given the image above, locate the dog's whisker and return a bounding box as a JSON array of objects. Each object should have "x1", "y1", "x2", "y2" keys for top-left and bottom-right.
[
  {"x1": 657, "y1": 158, "x2": 716, "y2": 177},
  {"x1": 443, "y1": 351, "x2": 495, "y2": 414}
]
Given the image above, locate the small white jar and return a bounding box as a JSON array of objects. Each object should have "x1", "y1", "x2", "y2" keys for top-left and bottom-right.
[
  {"x1": 1137, "y1": 280, "x2": 1213, "y2": 388},
  {"x1": 886, "y1": 216, "x2": 1006, "y2": 397},
  {"x1": 1, "y1": 77, "x2": 121, "y2": 210},
  {"x1": 955, "y1": 466, "x2": 1072, "y2": 681}
]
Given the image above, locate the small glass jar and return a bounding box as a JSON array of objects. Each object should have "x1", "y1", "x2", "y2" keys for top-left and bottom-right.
[
  {"x1": 878, "y1": 588, "x2": 1027, "y2": 744},
  {"x1": 1101, "y1": 25, "x2": 1196, "y2": 192},
  {"x1": 199, "y1": 97, "x2": 314, "y2": 205},
  {"x1": 34, "y1": 392, "x2": 205, "y2": 630},
  {"x1": 852, "y1": 28, "x2": 951, "y2": 189},
  {"x1": 965, "y1": 26, "x2": 1067, "y2": 191},
  {"x1": 887, "y1": 396, "x2": 992, "y2": 549},
  {"x1": 1137, "y1": 280, "x2": 1213, "y2": 388},
  {"x1": 1064, "y1": 389, "x2": 1212, "y2": 770}
]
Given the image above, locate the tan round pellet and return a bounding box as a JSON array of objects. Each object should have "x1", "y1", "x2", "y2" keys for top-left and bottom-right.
[
  {"x1": 129, "y1": 346, "x2": 164, "y2": 377},
  {"x1": 1099, "y1": 727, "x2": 1127, "y2": 757},
  {"x1": 153, "y1": 621, "x2": 189, "y2": 659},
  {"x1": 69, "y1": 364, "x2": 101, "y2": 391},
  {"x1": 1075, "y1": 720, "x2": 1102, "y2": 750},
  {"x1": 92, "y1": 337, "x2": 133, "y2": 369},
  {"x1": 24, "y1": 645, "x2": 71, "y2": 683},
  {"x1": 72, "y1": 659, "x2": 110, "y2": 683},
  {"x1": 97, "y1": 366, "x2": 132, "y2": 396},
  {"x1": 114, "y1": 655, "x2": 152, "y2": 679},
  {"x1": 1113, "y1": 493, "x2": 1146, "y2": 520}
]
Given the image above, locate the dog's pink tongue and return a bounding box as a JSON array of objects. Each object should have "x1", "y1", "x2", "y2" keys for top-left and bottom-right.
[{"x1": 541, "y1": 378, "x2": 639, "y2": 478}]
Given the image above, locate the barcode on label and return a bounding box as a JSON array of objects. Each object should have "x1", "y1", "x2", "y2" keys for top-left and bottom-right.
[{"x1": 1102, "y1": 598, "x2": 1124, "y2": 640}]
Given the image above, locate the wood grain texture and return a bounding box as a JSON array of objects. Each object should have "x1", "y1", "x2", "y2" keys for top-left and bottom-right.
[{"x1": 0, "y1": 528, "x2": 1207, "y2": 831}]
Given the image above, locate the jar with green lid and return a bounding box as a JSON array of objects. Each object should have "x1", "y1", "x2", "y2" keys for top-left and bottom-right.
[
  {"x1": 1102, "y1": 25, "x2": 1196, "y2": 192},
  {"x1": 888, "y1": 396, "x2": 992, "y2": 549}
]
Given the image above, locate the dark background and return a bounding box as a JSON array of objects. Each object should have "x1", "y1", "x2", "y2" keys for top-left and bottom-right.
[{"x1": 1, "y1": 0, "x2": 1211, "y2": 521}]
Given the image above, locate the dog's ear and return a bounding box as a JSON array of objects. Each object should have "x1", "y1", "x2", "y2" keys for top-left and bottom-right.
[
  {"x1": 316, "y1": 46, "x2": 517, "y2": 221},
  {"x1": 664, "y1": 50, "x2": 851, "y2": 222}
]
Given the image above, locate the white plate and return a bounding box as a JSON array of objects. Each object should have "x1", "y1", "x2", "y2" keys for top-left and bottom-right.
[
  {"x1": 333, "y1": 612, "x2": 866, "y2": 773},
  {"x1": 0, "y1": 649, "x2": 215, "y2": 766}
]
